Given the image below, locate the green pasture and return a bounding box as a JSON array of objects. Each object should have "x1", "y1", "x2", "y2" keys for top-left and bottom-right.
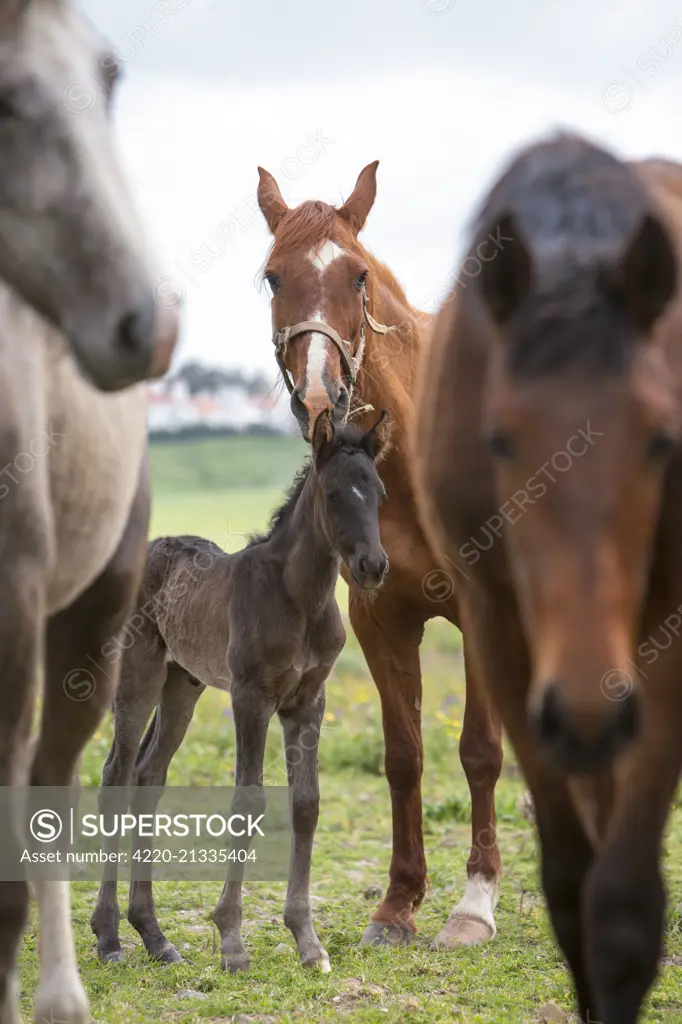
[{"x1": 17, "y1": 437, "x2": 682, "y2": 1021}]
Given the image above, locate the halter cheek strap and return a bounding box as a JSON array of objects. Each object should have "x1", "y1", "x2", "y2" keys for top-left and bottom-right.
[{"x1": 272, "y1": 288, "x2": 395, "y2": 396}]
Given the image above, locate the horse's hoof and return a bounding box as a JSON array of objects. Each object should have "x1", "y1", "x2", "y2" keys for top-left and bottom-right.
[
  {"x1": 222, "y1": 953, "x2": 250, "y2": 973},
  {"x1": 430, "y1": 915, "x2": 494, "y2": 949},
  {"x1": 100, "y1": 949, "x2": 126, "y2": 964},
  {"x1": 34, "y1": 982, "x2": 89, "y2": 1024},
  {"x1": 302, "y1": 950, "x2": 331, "y2": 973},
  {"x1": 153, "y1": 944, "x2": 184, "y2": 965},
  {"x1": 360, "y1": 921, "x2": 414, "y2": 947}
]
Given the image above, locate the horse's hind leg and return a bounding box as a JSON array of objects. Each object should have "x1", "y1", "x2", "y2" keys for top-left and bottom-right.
[
  {"x1": 126, "y1": 666, "x2": 204, "y2": 963},
  {"x1": 31, "y1": 480, "x2": 148, "y2": 1024},
  {"x1": 280, "y1": 679, "x2": 330, "y2": 972},
  {"x1": 432, "y1": 640, "x2": 503, "y2": 948},
  {"x1": 91, "y1": 639, "x2": 168, "y2": 963}
]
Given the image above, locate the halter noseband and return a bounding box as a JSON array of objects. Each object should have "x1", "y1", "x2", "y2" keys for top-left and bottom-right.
[{"x1": 272, "y1": 288, "x2": 395, "y2": 396}]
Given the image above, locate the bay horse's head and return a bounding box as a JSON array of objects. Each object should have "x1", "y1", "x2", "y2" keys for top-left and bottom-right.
[
  {"x1": 258, "y1": 161, "x2": 382, "y2": 439},
  {"x1": 0, "y1": 0, "x2": 179, "y2": 390},
  {"x1": 475, "y1": 135, "x2": 678, "y2": 774}
]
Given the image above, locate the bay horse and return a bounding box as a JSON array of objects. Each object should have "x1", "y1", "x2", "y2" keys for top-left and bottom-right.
[
  {"x1": 0, "y1": 0, "x2": 178, "y2": 389},
  {"x1": 255, "y1": 163, "x2": 504, "y2": 947},
  {"x1": 91, "y1": 413, "x2": 389, "y2": 973},
  {"x1": 411, "y1": 132, "x2": 682, "y2": 1023},
  {"x1": 0, "y1": 2, "x2": 179, "y2": 1022}
]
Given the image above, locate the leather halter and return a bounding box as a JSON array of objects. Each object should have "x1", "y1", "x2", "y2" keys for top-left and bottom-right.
[{"x1": 272, "y1": 288, "x2": 395, "y2": 396}]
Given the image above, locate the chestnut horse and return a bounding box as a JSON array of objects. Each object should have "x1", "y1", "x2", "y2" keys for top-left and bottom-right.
[
  {"x1": 256, "y1": 163, "x2": 503, "y2": 947},
  {"x1": 412, "y1": 132, "x2": 682, "y2": 1023}
]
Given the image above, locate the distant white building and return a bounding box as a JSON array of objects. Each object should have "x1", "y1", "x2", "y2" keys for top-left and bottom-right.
[{"x1": 146, "y1": 377, "x2": 297, "y2": 436}]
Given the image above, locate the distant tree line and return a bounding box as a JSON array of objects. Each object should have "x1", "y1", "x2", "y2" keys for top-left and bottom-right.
[
  {"x1": 149, "y1": 424, "x2": 286, "y2": 443},
  {"x1": 167, "y1": 362, "x2": 272, "y2": 398}
]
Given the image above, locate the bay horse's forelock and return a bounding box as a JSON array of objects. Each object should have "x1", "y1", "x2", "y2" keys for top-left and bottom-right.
[
  {"x1": 258, "y1": 165, "x2": 506, "y2": 952},
  {"x1": 412, "y1": 130, "x2": 682, "y2": 1023}
]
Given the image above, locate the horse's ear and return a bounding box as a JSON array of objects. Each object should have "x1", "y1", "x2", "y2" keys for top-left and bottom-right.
[
  {"x1": 312, "y1": 409, "x2": 335, "y2": 458},
  {"x1": 606, "y1": 213, "x2": 677, "y2": 331},
  {"x1": 257, "y1": 167, "x2": 289, "y2": 234},
  {"x1": 338, "y1": 160, "x2": 379, "y2": 234},
  {"x1": 479, "y1": 212, "x2": 532, "y2": 326},
  {"x1": 361, "y1": 409, "x2": 391, "y2": 462}
]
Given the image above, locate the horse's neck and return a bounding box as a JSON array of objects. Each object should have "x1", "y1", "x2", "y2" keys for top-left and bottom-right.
[
  {"x1": 276, "y1": 475, "x2": 340, "y2": 610},
  {"x1": 356, "y1": 258, "x2": 430, "y2": 478}
]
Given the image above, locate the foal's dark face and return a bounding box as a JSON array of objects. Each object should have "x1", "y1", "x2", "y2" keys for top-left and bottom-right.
[{"x1": 312, "y1": 413, "x2": 389, "y2": 589}]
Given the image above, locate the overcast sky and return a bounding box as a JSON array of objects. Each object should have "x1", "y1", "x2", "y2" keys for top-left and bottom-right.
[{"x1": 82, "y1": 0, "x2": 682, "y2": 378}]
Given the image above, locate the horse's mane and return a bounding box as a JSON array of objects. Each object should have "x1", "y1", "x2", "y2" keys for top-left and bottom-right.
[
  {"x1": 471, "y1": 132, "x2": 656, "y2": 376},
  {"x1": 264, "y1": 200, "x2": 426, "y2": 441}
]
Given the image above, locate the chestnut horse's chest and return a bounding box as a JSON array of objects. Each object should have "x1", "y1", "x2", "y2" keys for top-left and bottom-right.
[{"x1": 356, "y1": 449, "x2": 461, "y2": 621}]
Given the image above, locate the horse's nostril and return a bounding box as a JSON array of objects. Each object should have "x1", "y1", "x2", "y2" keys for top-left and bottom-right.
[
  {"x1": 614, "y1": 689, "x2": 640, "y2": 744},
  {"x1": 117, "y1": 311, "x2": 148, "y2": 356},
  {"x1": 537, "y1": 683, "x2": 565, "y2": 744},
  {"x1": 290, "y1": 391, "x2": 309, "y2": 428},
  {"x1": 533, "y1": 679, "x2": 641, "y2": 774}
]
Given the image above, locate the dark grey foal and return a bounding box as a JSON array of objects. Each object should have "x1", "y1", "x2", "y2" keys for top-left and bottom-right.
[{"x1": 91, "y1": 411, "x2": 389, "y2": 973}]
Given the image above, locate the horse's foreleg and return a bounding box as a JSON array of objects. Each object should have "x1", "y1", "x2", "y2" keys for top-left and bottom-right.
[
  {"x1": 583, "y1": 680, "x2": 682, "y2": 1024},
  {"x1": 279, "y1": 678, "x2": 329, "y2": 971},
  {"x1": 32, "y1": 475, "x2": 148, "y2": 1024},
  {"x1": 213, "y1": 686, "x2": 272, "y2": 973},
  {"x1": 432, "y1": 639, "x2": 503, "y2": 947},
  {"x1": 350, "y1": 593, "x2": 426, "y2": 946},
  {"x1": 0, "y1": 556, "x2": 44, "y2": 1024}
]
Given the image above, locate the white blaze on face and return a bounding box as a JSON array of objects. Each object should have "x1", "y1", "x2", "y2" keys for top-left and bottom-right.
[
  {"x1": 305, "y1": 311, "x2": 329, "y2": 399},
  {"x1": 309, "y1": 240, "x2": 344, "y2": 270},
  {"x1": 301, "y1": 241, "x2": 346, "y2": 414}
]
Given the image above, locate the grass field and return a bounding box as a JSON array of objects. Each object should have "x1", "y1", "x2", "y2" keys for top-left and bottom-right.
[{"x1": 17, "y1": 437, "x2": 682, "y2": 1022}]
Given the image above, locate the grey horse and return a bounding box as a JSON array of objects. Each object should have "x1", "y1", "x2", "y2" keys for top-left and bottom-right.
[{"x1": 0, "y1": 3, "x2": 180, "y2": 1023}]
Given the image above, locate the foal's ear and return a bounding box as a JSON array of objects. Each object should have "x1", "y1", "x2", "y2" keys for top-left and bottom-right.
[
  {"x1": 606, "y1": 213, "x2": 677, "y2": 331},
  {"x1": 479, "y1": 212, "x2": 532, "y2": 326},
  {"x1": 312, "y1": 409, "x2": 335, "y2": 457},
  {"x1": 361, "y1": 409, "x2": 391, "y2": 462},
  {"x1": 338, "y1": 161, "x2": 379, "y2": 234},
  {"x1": 257, "y1": 167, "x2": 289, "y2": 234}
]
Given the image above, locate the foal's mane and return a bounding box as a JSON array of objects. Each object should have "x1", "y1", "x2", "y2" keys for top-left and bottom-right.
[
  {"x1": 246, "y1": 423, "x2": 371, "y2": 549},
  {"x1": 265, "y1": 200, "x2": 426, "y2": 436},
  {"x1": 471, "y1": 132, "x2": 659, "y2": 376}
]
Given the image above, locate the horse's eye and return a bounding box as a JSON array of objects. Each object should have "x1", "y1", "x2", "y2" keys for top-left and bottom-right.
[
  {"x1": 356, "y1": 270, "x2": 368, "y2": 291},
  {"x1": 265, "y1": 272, "x2": 281, "y2": 295},
  {"x1": 648, "y1": 430, "x2": 677, "y2": 461},
  {"x1": 485, "y1": 428, "x2": 515, "y2": 459}
]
